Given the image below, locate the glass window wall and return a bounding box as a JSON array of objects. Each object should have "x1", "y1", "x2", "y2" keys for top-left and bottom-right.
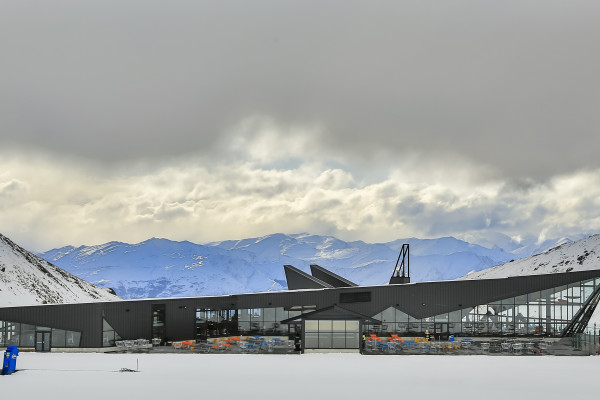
[
  {"x1": 0, "y1": 320, "x2": 81, "y2": 348},
  {"x1": 196, "y1": 306, "x2": 315, "y2": 339},
  {"x1": 152, "y1": 304, "x2": 166, "y2": 342},
  {"x1": 365, "y1": 278, "x2": 599, "y2": 338},
  {"x1": 66, "y1": 331, "x2": 81, "y2": 347},
  {"x1": 304, "y1": 319, "x2": 360, "y2": 349},
  {"x1": 52, "y1": 329, "x2": 66, "y2": 347},
  {"x1": 20, "y1": 324, "x2": 36, "y2": 347}
]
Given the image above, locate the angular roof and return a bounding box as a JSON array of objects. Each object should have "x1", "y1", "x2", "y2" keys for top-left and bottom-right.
[
  {"x1": 283, "y1": 265, "x2": 333, "y2": 290},
  {"x1": 310, "y1": 264, "x2": 357, "y2": 288}
]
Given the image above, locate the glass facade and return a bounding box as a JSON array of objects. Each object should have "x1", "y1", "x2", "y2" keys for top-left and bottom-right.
[
  {"x1": 305, "y1": 320, "x2": 360, "y2": 349},
  {"x1": 196, "y1": 306, "x2": 314, "y2": 340},
  {"x1": 20, "y1": 324, "x2": 36, "y2": 347},
  {"x1": 102, "y1": 318, "x2": 122, "y2": 347},
  {"x1": 0, "y1": 319, "x2": 81, "y2": 348},
  {"x1": 152, "y1": 304, "x2": 166, "y2": 342},
  {"x1": 365, "y1": 277, "x2": 600, "y2": 338}
]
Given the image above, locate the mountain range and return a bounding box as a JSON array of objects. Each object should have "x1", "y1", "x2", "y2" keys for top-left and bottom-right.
[{"x1": 37, "y1": 231, "x2": 592, "y2": 299}]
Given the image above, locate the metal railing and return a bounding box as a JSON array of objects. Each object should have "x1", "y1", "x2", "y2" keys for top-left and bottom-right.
[{"x1": 571, "y1": 324, "x2": 599, "y2": 355}]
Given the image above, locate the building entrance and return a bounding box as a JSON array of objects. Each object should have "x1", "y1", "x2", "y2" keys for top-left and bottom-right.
[
  {"x1": 435, "y1": 323, "x2": 449, "y2": 340},
  {"x1": 152, "y1": 304, "x2": 166, "y2": 344},
  {"x1": 35, "y1": 331, "x2": 51, "y2": 352},
  {"x1": 304, "y1": 320, "x2": 360, "y2": 349}
]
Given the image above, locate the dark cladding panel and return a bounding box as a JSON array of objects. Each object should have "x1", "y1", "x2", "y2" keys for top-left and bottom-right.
[
  {"x1": 102, "y1": 301, "x2": 154, "y2": 343},
  {"x1": 165, "y1": 302, "x2": 196, "y2": 341}
]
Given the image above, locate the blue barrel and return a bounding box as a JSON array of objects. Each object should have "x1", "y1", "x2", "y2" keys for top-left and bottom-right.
[{"x1": 1, "y1": 346, "x2": 19, "y2": 375}]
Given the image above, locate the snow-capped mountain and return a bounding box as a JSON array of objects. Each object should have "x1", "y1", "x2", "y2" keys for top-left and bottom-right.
[
  {"x1": 40, "y1": 237, "x2": 293, "y2": 298},
  {"x1": 38, "y1": 232, "x2": 558, "y2": 300},
  {"x1": 459, "y1": 233, "x2": 600, "y2": 280},
  {"x1": 0, "y1": 233, "x2": 120, "y2": 306}
]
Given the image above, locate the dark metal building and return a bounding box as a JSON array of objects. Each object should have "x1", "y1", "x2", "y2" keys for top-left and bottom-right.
[{"x1": 1, "y1": 267, "x2": 600, "y2": 352}]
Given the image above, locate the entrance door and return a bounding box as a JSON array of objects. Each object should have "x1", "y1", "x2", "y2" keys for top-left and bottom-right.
[
  {"x1": 304, "y1": 320, "x2": 360, "y2": 350},
  {"x1": 435, "y1": 323, "x2": 449, "y2": 340},
  {"x1": 35, "y1": 331, "x2": 51, "y2": 352},
  {"x1": 152, "y1": 304, "x2": 166, "y2": 343}
]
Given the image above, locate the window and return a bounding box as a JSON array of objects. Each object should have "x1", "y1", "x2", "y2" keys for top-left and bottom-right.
[
  {"x1": 304, "y1": 319, "x2": 360, "y2": 349},
  {"x1": 20, "y1": 324, "x2": 35, "y2": 347},
  {"x1": 152, "y1": 304, "x2": 166, "y2": 341},
  {"x1": 0, "y1": 319, "x2": 82, "y2": 348},
  {"x1": 0, "y1": 320, "x2": 5, "y2": 347},
  {"x1": 52, "y1": 329, "x2": 66, "y2": 347},
  {"x1": 6, "y1": 322, "x2": 20, "y2": 346},
  {"x1": 102, "y1": 318, "x2": 121, "y2": 347},
  {"x1": 196, "y1": 308, "x2": 238, "y2": 339},
  {"x1": 66, "y1": 331, "x2": 81, "y2": 347},
  {"x1": 365, "y1": 278, "x2": 599, "y2": 338}
]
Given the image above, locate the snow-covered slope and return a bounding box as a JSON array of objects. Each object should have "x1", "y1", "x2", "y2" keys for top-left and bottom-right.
[
  {"x1": 0, "y1": 233, "x2": 120, "y2": 306},
  {"x1": 40, "y1": 233, "x2": 541, "y2": 299},
  {"x1": 459, "y1": 234, "x2": 600, "y2": 280}
]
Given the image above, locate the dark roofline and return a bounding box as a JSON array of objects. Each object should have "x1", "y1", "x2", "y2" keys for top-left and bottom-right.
[
  {"x1": 284, "y1": 265, "x2": 333, "y2": 290},
  {"x1": 1, "y1": 269, "x2": 599, "y2": 313}
]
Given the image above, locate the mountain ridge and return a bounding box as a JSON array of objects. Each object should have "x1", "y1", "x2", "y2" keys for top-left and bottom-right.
[{"x1": 36, "y1": 231, "x2": 592, "y2": 299}]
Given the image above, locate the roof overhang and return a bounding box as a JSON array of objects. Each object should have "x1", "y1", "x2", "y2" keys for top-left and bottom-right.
[{"x1": 281, "y1": 304, "x2": 381, "y2": 325}]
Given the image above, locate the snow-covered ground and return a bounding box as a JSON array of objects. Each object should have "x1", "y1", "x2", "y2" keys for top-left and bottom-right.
[{"x1": 2, "y1": 353, "x2": 597, "y2": 399}]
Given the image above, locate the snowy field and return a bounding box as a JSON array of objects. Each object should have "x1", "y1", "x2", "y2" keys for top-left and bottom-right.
[{"x1": 1, "y1": 353, "x2": 596, "y2": 399}]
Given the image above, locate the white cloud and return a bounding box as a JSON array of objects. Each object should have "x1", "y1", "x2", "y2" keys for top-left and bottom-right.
[
  {"x1": 0, "y1": 178, "x2": 29, "y2": 201},
  {"x1": 227, "y1": 116, "x2": 324, "y2": 165},
  {"x1": 2, "y1": 141, "x2": 600, "y2": 252}
]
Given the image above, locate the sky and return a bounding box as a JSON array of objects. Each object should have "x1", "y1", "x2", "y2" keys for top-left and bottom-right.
[{"x1": 2, "y1": 0, "x2": 600, "y2": 251}]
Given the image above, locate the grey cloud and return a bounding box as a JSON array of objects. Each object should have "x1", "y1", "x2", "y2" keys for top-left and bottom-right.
[
  {"x1": 395, "y1": 196, "x2": 425, "y2": 216},
  {"x1": 498, "y1": 178, "x2": 540, "y2": 195},
  {"x1": 1, "y1": 1, "x2": 599, "y2": 180},
  {"x1": 0, "y1": 179, "x2": 27, "y2": 197}
]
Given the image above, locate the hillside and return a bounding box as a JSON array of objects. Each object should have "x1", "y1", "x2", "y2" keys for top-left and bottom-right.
[
  {"x1": 459, "y1": 234, "x2": 600, "y2": 280},
  {"x1": 0, "y1": 233, "x2": 120, "y2": 306}
]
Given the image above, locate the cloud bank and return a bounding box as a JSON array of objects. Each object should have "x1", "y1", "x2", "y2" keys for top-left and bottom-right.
[
  {"x1": 2, "y1": 1, "x2": 600, "y2": 249},
  {"x1": 2, "y1": 118, "x2": 600, "y2": 250}
]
